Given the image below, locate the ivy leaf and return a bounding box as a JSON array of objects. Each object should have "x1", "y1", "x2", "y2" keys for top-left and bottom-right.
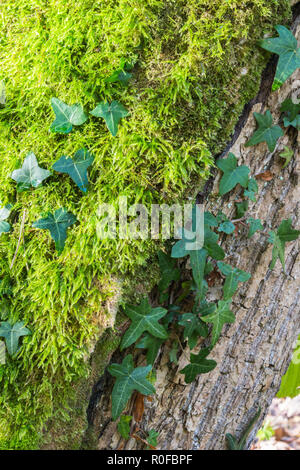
[
  {"x1": 136, "y1": 333, "x2": 164, "y2": 365},
  {"x1": 245, "y1": 111, "x2": 283, "y2": 152},
  {"x1": 50, "y1": 98, "x2": 88, "y2": 134},
  {"x1": 108, "y1": 354, "x2": 155, "y2": 420},
  {"x1": 235, "y1": 200, "x2": 248, "y2": 218},
  {"x1": 279, "y1": 146, "x2": 294, "y2": 168},
  {"x1": 216, "y1": 153, "x2": 250, "y2": 196},
  {"x1": 218, "y1": 220, "x2": 235, "y2": 234},
  {"x1": 280, "y1": 98, "x2": 300, "y2": 121},
  {"x1": 11, "y1": 152, "x2": 50, "y2": 191},
  {"x1": 189, "y1": 248, "x2": 207, "y2": 298},
  {"x1": 120, "y1": 298, "x2": 168, "y2": 351},
  {"x1": 146, "y1": 429, "x2": 159, "y2": 449},
  {"x1": 201, "y1": 300, "x2": 235, "y2": 346},
  {"x1": 157, "y1": 250, "x2": 180, "y2": 300},
  {"x1": 117, "y1": 415, "x2": 132, "y2": 439},
  {"x1": 280, "y1": 98, "x2": 300, "y2": 129},
  {"x1": 217, "y1": 262, "x2": 251, "y2": 300},
  {"x1": 244, "y1": 178, "x2": 258, "y2": 202},
  {"x1": 0, "y1": 321, "x2": 31, "y2": 356},
  {"x1": 260, "y1": 26, "x2": 300, "y2": 91},
  {"x1": 247, "y1": 217, "x2": 263, "y2": 238},
  {"x1": 90, "y1": 100, "x2": 129, "y2": 136},
  {"x1": 268, "y1": 219, "x2": 300, "y2": 270},
  {"x1": 277, "y1": 336, "x2": 300, "y2": 398},
  {"x1": 179, "y1": 313, "x2": 208, "y2": 349},
  {"x1": 52, "y1": 149, "x2": 94, "y2": 193},
  {"x1": 0, "y1": 202, "x2": 12, "y2": 236},
  {"x1": 32, "y1": 208, "x2": 77, "y2": 253},
  {"x1": 180, "y1": 348, "x2": 217, "y2": 383},
  {"x1": 106, "y1": 69, "x2": 132, "y2": 85}
]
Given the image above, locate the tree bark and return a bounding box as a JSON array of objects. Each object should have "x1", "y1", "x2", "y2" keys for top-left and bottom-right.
[{"x1": 86, "y1": 14, "x2": 300, "y2": 451}]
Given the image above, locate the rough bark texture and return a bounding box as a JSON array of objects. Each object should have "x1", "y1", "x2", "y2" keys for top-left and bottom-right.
[{"x1": 84, "y1": 13, "x2": 300, "y2": 451}]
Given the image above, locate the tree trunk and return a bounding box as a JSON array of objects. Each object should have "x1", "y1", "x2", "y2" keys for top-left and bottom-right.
[{"x1": 85, "y1": 13, "x2": 300, "y2": 451}]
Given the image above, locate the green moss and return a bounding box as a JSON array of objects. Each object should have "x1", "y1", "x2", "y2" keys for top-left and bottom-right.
[{"x1": 0, "y1": 0, "x2": 291, "y2": 448}]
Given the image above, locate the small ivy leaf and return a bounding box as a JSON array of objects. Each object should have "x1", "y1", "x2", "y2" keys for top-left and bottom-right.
[
  {"x1": 268, "y1": 219, "x2": 300, "y2": 270},
  {"x1": 157, "y1": 250, "x2": 180, "y2": 296},
  {"x1": 235, "y1": 200, "x2": 248, "y2": 219},
  {"x1": 204, "y1": 211, "x2": 218, "y2": 227},
  {"x1": 90, "y1": 100, "x2": 129, "y2": 136},
  {"x1": 108, "y1": 354, "x2": 155, "y2": 420},
  {"x1": 218, "y1": 220, "x2": 235, "y2": 234},
  {"x1": 245, "y1": 111, "x2": 283, "y2": 152},
  {"x1": 179, "y1": 313, "x2": 208, "y2": 349},
  {"x1": 120, "y1": 298, "x2": 168, "y2": 351},
  {"x1": 260, "y1": 26, "x2": 300, "y2": 91},
  {"x1": 11, "y1": 152, "x2": 50, "y2": 190},
  {"x1": 279, "y1": 146, "x2": 294, "y2": 169},
  {"x1": 146, "y1": 429, "x2": 159, "y2": 449},
  {"x1": 136, "y1": 333, "x2": 164, "y2": 365},
  {"x1": 50, "y1": 98, "x2": 88, "y2": 134},
  {"x1": 106, "y1": 69, "x2": 132, "y2": 85},
  {"x1": 52, "y1": 149, "x2": 94, "y2": 192},
  {"x1": 216, "y1": 153, "x2": 250, "y2": 196},
  {"x1": 180, "y1": 347, "x2": 217, "y2": 383},
  {"x1": 201, "y1": 299, "x2": 235, "y2": 346},
  {"x1": 0, "y1": 80, "x2": 6, "y2": 107},
  {"x1": 280, "y1": 98, "x2": 300, "y2": 121},
  {"x1": 117, "y1": 415, "x2": 132, "y2": 439},
  {"x1": 32, "y1": 208, "x2": 77, "y2": 253},
  {"x1": 0, "y1": 321, "x2": 31, "y2": 356},
  {"x1": 247, "y1": 217, "x2": 263, "y2": 238},
  {"x1": 217, "y1": 262, "x2": 251, "y2": 300},
  {"x1": 244, "y1": 178, "x2": 258, "y2": 202},
  {"x1": 0, "y1": 202, "x2": 12, "y2": 235},
  {"x1": 0, "y1": 203, "x2": 12, "y2": 235}
]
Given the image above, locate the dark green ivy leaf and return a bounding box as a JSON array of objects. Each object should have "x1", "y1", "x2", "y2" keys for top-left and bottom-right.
[
  {"x1": 235, "y1": 200, "x2": 248, "y2": 218},
  {"x1": 117, "y1": 415, "x2": 132, "y2": 439},
  {"x1": 216, "y1": 153, "x2": 250, "y2": 196},
  {"x1": 52, "y1": 148, "x2": 94, "y2": 192},
  {"x1": 180, "y1": 347, "x2": 217, "y2": 383},
  {"x1": 201, "y1": 299, "x2": 235, "y2": 346},
  {"x1": 245, "y1": 111, "x2": 283, "y2": 152},
  {"x1": 136, "y1": 333, "x2": 164, "y2": 365},
  {"x1": 146, "y1": 429, "x2": 159, "y2": 449},
  {"x1": 268, "y1": 219, "x2": 300, "y2": 270},
  {"x1": 0, "y1": 321, "x2": 31, "y2": 356},
  {"x1": 260, "y1": 26, "x2": 300, "y2": 91},
  {"x1": 244, "y1": 178, "x2": 258, "y2": 202},
  {"x1": 179, "y1": 313, "x2": 208, "y2": 349},
  {"x1": 90, "y1": 100, "x2": 129, "y2": 136},
  {"x1": 157, "y1": 250, "x2": 180, "y2": 297},
  {"x1": 247, "y1": 217, "x2": 263, "y2": 238},
  {"x1": 217, "y1": 262, "x2": 251, "y2": 300},
  {"x1": 280, "y1": 98, "x2": 300, "y2": 129},
  {"x1": 189, "y1": 248, "x2": 207, "y2": 299},
  {"x1": 120, "y1": 298, "x2": 168, "y2": 351},
  {"x1": 11, "y1": 152, "x2": 50, "y2": 190},
  {"x1": 32, "y1": 208, "x2": 77, "y2": 253},
  {"x1": 0, "y1": 202, "x2": 12, "y2": 236},
  {"x1": 108, "y1": 354, "x2": 155, "y2": 420},
  {"x1": 50, "y1": 97, "x2": 88, "y2": 134}
]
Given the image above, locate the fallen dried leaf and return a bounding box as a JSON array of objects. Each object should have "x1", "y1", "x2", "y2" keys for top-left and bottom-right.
[{"x1": 255, "y1": 170, "x2": 273, "y2": 181}]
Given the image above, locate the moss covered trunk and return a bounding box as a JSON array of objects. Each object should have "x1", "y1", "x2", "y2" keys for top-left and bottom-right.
[{"x1": 83, "y1": 15, "x2": 300, "y2": 451}]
